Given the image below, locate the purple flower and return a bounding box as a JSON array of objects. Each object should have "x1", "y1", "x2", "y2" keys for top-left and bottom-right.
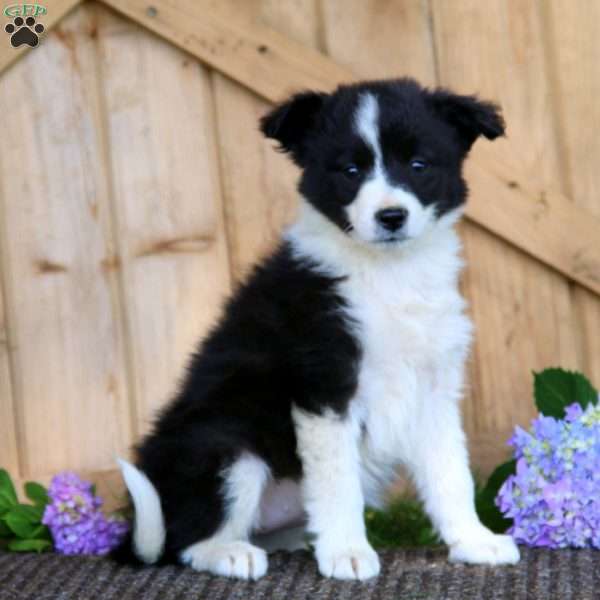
[
  {"x1": 496, "y1": 401, "x2": 600, "y2": 549},
  {"x1": 42, "y1": 472, "x2": 128, "y2": 555}
]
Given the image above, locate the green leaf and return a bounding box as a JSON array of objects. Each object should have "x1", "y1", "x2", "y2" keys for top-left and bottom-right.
[
  {"x1": 0, "y1": 518, "x2": 11, "y2": 538},
  {"x1": 24, "y1": 482, "x2": 49, "y2": 507},
  {"x1": 3, "y1": 504, "x2": 45, "y2": 539},
  {"x1": 31, "y1": 524, "x2": 52, "y2": 541},
  {"x1": 365, "y1": 497, "x2": 441, "y2": 549},
  {"x1": 11, "y1": 503, "x2": 44, "y2": 523},
  {"x1": 534, "y1": 368, "x2": 597, "y2": 419},
  {"x1": 0, "y1": 469, "x2": 18, "y2": 511},
  {"x1": 475, "y1": 459, "x2": 516, "y2": 534},
  {"x1": 7, "y1": 538, "x2": 52, "y2": 553},
  {"x1": 4, "y1": 512, "x2": 37, "y2": 539}
]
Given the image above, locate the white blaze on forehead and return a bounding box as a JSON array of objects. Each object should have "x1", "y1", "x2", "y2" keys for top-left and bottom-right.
[
  {"x1": 354, "y1": 93, "x2": 382, "y2": 164},
  {"x1": 346, "y1": 92, "x2": 437, "y2": 244}
]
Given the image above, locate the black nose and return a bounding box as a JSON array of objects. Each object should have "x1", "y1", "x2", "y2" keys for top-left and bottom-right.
[{"x1": 375, "y1": 207, "x2": 408, "y2": 232}]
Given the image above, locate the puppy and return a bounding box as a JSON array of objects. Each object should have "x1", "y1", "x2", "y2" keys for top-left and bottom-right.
[{"x1": 115, "y1": 78, "x2": 520, "y2": 580}]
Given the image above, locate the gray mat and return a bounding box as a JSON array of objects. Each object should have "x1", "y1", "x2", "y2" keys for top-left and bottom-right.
[{"x1": 1, "y1": 547, "x2": 599, "y2": 599}]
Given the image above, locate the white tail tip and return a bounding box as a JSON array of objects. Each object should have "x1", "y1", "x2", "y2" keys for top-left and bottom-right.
[{"x1": 117, "y1": 458, "x2": 165, "y2": 564}]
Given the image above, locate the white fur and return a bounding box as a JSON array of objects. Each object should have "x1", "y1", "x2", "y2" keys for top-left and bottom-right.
[
  {"x1": 348, "y1": 93, "x2": 436, "y2": 243},
  {"x1": 286, "y1": 197, "x2": 519, "y2": 567},
  {"x1": 292, "y1": 406, "x2": 380, "y2": 580},
  {"x1": 117, "y1": 458, "x2": 165, "y2": 564},
  {"x1": 180, "y1": 452, "x2": 270, "y2": 580},
  {"x1": 122, "y1": 91, "x2": 519, "y2": 579}
]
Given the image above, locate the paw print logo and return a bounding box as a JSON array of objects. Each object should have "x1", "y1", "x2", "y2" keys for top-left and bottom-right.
[{"x1": 5, "y1": 16, "x2": 44, "y2": 47}]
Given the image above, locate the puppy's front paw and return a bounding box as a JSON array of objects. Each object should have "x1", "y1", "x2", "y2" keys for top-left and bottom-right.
[
  {"x1": 181, "y1": 540, "x2": 268, "y2": 580},
  {"x1": 316, "y1": 543, "x2": 380, "y2": 580},
  {"x1": 449, "y1": 531, "x2": 519, "y2": 566}
]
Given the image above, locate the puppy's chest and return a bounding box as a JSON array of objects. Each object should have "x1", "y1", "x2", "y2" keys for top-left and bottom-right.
[
  {"x1": 338, "y1": 263, "x2": 470, "y2": 494},
  {"x1": 340, "y1": 267, "x2": 467, "y2": 370}
]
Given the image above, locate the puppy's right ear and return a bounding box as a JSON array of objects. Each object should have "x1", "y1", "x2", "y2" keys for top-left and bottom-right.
[{"x1": 260, "y1": 91, "x2": 327, "y2": 166}]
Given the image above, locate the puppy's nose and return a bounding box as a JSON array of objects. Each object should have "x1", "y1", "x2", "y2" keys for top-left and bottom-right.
[{"x1": 375, "y1": 207, "x2": 408, "y2": 232}]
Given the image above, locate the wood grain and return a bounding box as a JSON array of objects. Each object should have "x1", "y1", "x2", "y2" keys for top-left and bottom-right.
[
  {"x1": 94, "y1": 3, "x2": 232, "y2": 434},
  {"x1": 0, "y1": 0, "x2": 83, "y2": 75},
  {"x1": 431, "y1": 0, "x2": 581, "y2": 467},
  {"x1": 0, "y1": 277, "x2": 19, "y2": 475},
  {"x1": 101, "y1": 0, "x2": 348, "y2": 99},
  {"x1": 210, "y1": 0, "x2": 320, "y2": 278},
  {"x1": 320, "y1": 0, "x2": 436, "y2": 84},
  {"x1": 98, "y1": 0, "x2": 600, "y2": 298},
  {"x1": 544, "y1": 0, "x2": 600, "y2": 387},
  {"x1": 0, "y1": 5, "x2": 132, "y2": 477}
]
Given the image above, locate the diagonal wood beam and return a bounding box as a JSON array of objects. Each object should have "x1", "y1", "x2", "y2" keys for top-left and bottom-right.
[
  {"x1": 99, "y1": 0, "x2": 600, "y2": 298},
  {"x1": 0, "y1": 0, "x2": 83, "y2": 74},
  {"x1": 4, "y1": 0, "x2": 597, "y2": 297}
]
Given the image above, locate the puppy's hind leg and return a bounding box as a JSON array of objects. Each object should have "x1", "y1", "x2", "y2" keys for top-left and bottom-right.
[{"x1": 180, "y1": 452, "x2": 271, "y2": 580}]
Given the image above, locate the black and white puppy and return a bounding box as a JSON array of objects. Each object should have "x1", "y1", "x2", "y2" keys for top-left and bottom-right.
[{"x1": 116, "y1": 78, "x2": 520, "y2": 580}]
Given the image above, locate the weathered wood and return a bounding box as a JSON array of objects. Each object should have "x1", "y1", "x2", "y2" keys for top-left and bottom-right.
[
  {"x1": 211, "y1": 1, "x2": 322, "y2": 279},
  {"x1": 99, "y1": 0, "x2": 600, "y2": 298},
  {"x1": 0, "y1": 0, "x2": 82, "y2": 75},
  {"x1": 0, "y1": 278, "x2": 19, "y2": 475},
  {"x1": 545, "y1": 0, "x2": 600, "y2": 387},
  {"x1": 94, "y1": 3, "x2": 232, "y2": 434},
  {"x1": 212, "y1": 75, "x2": 299, "y2": 278},
  {"x1": 431, "y1": 0, "x2": 580, "y2": 466},
  {"x1": 320, "y1": 0, "x2": 436, "y2": 83},
  {"x1": 0, "y1": 6, "x2": 132, "y2": 477}
]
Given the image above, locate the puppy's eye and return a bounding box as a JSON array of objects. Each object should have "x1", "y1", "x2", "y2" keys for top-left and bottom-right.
[
  {"x1": 410, "y1": 159, "x2": 428, "y2": 173},
  {"x1": 342, "y1": 164, "x2": 360, "y2": 179}
]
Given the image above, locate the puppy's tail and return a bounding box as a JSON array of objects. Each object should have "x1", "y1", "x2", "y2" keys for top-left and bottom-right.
[{"x1": 113, "y1": 458, "x2": 166, "y2": 565}]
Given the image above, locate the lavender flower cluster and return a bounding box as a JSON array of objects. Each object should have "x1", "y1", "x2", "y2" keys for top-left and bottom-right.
[
  {"x1": 42, "y1": 472, "x2": 128, "y2": 555},
  {"x1": 496, "y1": 400, "x2": 600, "y2": 548}
]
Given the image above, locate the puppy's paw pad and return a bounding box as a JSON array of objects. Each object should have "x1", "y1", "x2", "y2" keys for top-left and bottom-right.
[
  {"x1": 449, "y1": 533, "x2": 519, "y2": 566},
  {"x1": 317, "y1": 545, "x2": 380, "y2": 580},
  {"x1": 181, "y1": 541, "x2": 268, "y2": 580}
]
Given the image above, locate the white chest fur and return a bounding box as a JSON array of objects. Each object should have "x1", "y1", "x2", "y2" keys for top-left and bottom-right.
[{"x1": 287, "y1": 204, "x2": 473, "y2": 506}]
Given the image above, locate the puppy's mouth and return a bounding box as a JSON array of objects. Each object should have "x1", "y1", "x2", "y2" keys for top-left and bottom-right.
[{"x1": 373, "y1": 233, "x2": 410, "y2": 245}]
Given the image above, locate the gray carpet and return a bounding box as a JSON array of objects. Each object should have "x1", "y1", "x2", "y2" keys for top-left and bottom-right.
[{"x1": 1, "y1": 547, "x2": 599, "y2": 599}]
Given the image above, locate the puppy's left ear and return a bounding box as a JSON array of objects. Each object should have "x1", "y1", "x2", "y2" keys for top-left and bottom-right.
[
  {"x1": 428, "y1": 90, "x2": 505, "y2": 151},
  {"x1": 260, "y1": 91, "x2": 327, "y2": 166}
]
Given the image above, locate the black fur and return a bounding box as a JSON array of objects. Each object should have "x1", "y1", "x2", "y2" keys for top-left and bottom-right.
[
  {"x1": 114, "y1": 78, "x2": 503, "y2": 565},
  {"x1": 261, "y1": 78, "x2": 504, "y2": 226},
  {"x1": 114, "y1": 242, "x2": 360, "y2": 562}
]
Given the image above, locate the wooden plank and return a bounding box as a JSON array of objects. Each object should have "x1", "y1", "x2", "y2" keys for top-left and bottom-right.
[
  {"x1": 544, "y1": 0, "x2": 600, "y2": 387},
  {"x1": 431, "y1": 0, "x2": 580, "y2": 467},
  {"x1": 465, "y1": 154, "x2": 600, "y2": 295},
  {"x1": 0, "y1": 277, "x2": 19, "y2": 475},
  {"x1": 461, "y1": 222, "x2": 578, "y2": 470},
  {"x1": 94, "y1": 4, "x2": 232, "y2": 433},
  {"x1": 100, "y1": 0, "x2": 347, "y2": 100},
  {"x1": 211, "y1": 0, "x2": 320, "y2": 277},
  {"x1": 98, "y1": 0, "x2": 600, "y2": 298},
  {"x1": 0, "y1": 0, "x2": 82, "y2": 75},
  {"x1": 320, "y1": 0, "x2": 436, "y2": 84},
  {"x1": 0, "y1": 5, "x2": 132, "y2": 477}
]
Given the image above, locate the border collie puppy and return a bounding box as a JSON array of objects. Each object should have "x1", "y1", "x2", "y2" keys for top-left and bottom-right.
[{"x1": 115, "y1": 78, "x2": 520, "y2": 580}]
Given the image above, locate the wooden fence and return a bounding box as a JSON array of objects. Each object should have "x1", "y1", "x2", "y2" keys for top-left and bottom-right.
[{"x1": 0, "y1": 0, "x2": 599, "y2": 497}]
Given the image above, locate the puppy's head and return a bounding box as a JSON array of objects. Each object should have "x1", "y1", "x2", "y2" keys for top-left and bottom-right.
[{"x1": 260, "y1": 78, "x2": 504, "y2": 246}]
